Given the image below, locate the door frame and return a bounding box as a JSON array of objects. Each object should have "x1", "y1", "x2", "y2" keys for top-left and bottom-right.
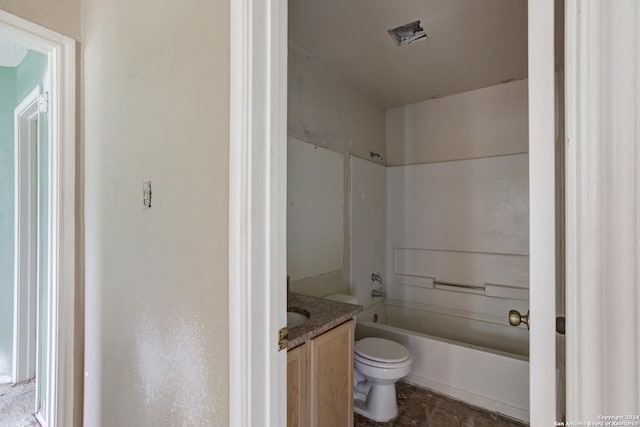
[
  {"x1": 13, "y1": 85, "x2": 41, "y2": 384},
  {"x1": 230, "y1": 0, "x2": 560, "y2": 424},
  {"x1": 564, "y1": 0, "x2": 640, "y2": 419},
  {"x1": 228, "y1": 0, "x2": 288, "y2": 425},
  {"x1": 528, "y1": 0, "x2": 557, "y2": 424},
  {"x1": 0, "y1": 10, "x2": 76, "y2": 427}
]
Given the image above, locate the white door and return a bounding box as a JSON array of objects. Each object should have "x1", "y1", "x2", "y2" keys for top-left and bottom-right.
[
  {"x1": 528, "y1": 0, "x2": 558, "y2": 425},
  {"x1": 13, "y1": 86, "x2": 40, "y2": 385}
]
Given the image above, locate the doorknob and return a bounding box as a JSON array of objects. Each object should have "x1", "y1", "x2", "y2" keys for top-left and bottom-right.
[{"x1": 508, "y1": 309, "x2": 530, "y2": 330}]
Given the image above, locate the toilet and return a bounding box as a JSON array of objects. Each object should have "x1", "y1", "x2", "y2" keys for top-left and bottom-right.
[
  {"x1": 353, "y1": 337, "x2": 413, "y2": 421},
  {"x1": 325, "y1": 294, "x2": 413, "y2": 422}
]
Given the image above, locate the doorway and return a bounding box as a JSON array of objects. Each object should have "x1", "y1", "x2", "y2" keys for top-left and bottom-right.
[
  {"x1": 0, "y1": 10, "x2": 76, "y2": 427},
  {"x1": 287, "y1": 0, "x2": 562, "y2": 424},
  {"x1": 0, "y1": 40, "x2": 49, "y2": 426},
  {"x1": 229, "y1": 0, "x2": 559, "y2": 426}
]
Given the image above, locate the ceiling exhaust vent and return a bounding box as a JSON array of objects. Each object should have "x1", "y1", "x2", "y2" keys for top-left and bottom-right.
[{"x1": 387, "y1": 20, "x2": 428, "y2": 46}]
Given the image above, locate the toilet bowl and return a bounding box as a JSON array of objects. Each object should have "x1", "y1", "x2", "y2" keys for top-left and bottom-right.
[
  {"x1": 353, "y1": 337, "x2": 413, "y2": 422},
  {"x1": 323, "y1": 294, "x2": 413, "y2": 422}
]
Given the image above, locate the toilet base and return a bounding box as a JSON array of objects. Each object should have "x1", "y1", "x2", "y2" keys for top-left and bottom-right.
[{"x1": 353, "y1": 383, "x2": 399, "y2": 422}]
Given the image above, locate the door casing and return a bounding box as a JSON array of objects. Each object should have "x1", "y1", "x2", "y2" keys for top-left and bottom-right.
[{"x1": 528, "y1": 0, "x2": 558, "y2": 424}]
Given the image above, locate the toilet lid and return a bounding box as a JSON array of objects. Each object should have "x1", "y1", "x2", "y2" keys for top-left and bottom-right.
[{"x1": 354, "y1": 338, "x2": 410, "y2": 363}]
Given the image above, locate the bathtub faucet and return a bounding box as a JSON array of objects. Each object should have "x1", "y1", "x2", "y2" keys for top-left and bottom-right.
[
  {"x1": 371, "y1": 288, "x2": 387, "y2": 299},
  {"x1": 371, "y1": 273, "x2": 383, "y2": 284},
  {"x1": 371, "y1": 273, "x2": 386, "y2": 299}
]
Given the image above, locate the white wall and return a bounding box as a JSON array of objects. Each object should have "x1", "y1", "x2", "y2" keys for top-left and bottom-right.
[
  {"x1": 0, "y1": 0, "x2": 80, "y2": 40},
  {"x1": 350, "y1": 156, "x2": 386, "y2": 307},
  {"x1": 82, "y1": 0, "x2": 229, "y2": 425},
  {"x1": 385, "y1": 79, "x2": 528, "y2": 165},
  {"x1": 287, "y1": 43, "x2": 385, "y2": 297},
  {"x1": 288, "y1": 43, "x2": 385, "y2": 161}
]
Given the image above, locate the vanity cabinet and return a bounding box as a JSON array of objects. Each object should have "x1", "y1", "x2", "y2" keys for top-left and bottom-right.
[
  {"x1": 287, "y1": 319, "x2": 355, "y2": 427},
  {"x1": 287, "y1": 343, "x2": 308, "y2": 426}
]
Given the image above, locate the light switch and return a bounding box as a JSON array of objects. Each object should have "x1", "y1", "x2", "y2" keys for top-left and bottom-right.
[{"x1": 143, "y1": 181, "x2": 152, "y2": 209}]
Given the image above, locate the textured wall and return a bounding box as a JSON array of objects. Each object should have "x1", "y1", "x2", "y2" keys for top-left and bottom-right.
[
  {"x1": 0, "y1": 0, "x2": 80, "y2": 40},
  {"x1": 385, "y1": 79, "x2": 529, "y2": 166},
  {"x1": 288, "y1": 43, "x2": 386, "y2": 162},
  {"x1": 287, "y1": 43, "x2": 386, "y2": 297},
  {"x1": 82, "y1": 0, "x2": 230, "y2": 425}
]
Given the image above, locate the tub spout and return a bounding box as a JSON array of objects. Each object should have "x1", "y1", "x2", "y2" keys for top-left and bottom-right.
[{"x1": 371, "y1": 289, "x2": 387, "y2": 299}]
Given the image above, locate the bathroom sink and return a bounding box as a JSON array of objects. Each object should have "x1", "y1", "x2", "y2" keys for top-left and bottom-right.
[{"x1": 287, "y1": 308, "x2": 310, "y2": 328}]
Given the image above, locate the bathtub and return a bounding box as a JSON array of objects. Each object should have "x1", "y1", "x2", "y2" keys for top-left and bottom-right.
[{"x1": 355, "y1": 300, "x2": 530, "y2": 422}]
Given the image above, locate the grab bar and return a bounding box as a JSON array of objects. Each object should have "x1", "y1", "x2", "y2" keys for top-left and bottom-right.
[{"x1": 433, "y1": 280, "x2": 485, "y2": 291}]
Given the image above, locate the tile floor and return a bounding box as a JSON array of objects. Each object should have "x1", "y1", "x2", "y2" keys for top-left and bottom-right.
[
  {"x1": 354, "y1": 382, "x2": 528, "y2": 427},
  {"x1": 0, "y1": 380, "x2": 38, "y2": 427}
]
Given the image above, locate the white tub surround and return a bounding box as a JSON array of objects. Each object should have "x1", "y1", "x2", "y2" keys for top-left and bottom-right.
[
  {"x1": 350, "y1": 156, "x2": 387, "y2": 307},
  {"x1": 384, "y1": 154, "x2": 530, "y2": 333},
  {"x1": 346, "y1": 80, "x2": 532, "y2": 423}
]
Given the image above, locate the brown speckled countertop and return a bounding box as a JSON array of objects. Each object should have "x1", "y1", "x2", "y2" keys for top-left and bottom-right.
[{"x1": 288, "y1": 293, "x2": 362, "y2": 350}]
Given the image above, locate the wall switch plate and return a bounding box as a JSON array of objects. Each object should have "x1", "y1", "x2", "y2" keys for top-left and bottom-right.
[{"x1": 143, "y1": 181, "x2": 152, "y2": 209}]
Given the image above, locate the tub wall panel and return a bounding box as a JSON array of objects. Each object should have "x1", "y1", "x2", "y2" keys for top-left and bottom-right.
[
  {"x1": 350, "y1": 156, "x2": 387, "y2": 306},
  {"x1": 385, "y1": 154, "x2": 530, "y2": 323}
]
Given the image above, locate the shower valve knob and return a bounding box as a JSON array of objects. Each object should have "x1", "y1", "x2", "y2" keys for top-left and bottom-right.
[{"x1": 508, "y1": 309, "x2": 530, "y2": 330}]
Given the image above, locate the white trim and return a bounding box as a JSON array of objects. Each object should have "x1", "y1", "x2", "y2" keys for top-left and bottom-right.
[
  {"x1": 565, "y1": 0, "x2": 640, "y2": 420},
  {"x1": 564, "y1": 0, "x2": 580, "y2": 418},
  {"x1": 229, "y1": 0, "x2": 288, "y2": 424},
  {"x1": 0, "y1": 10, "x2": 76, "y2": 427},
  {"x1": 13, "y1": 86, "x2": 41, "y2": 384},
  {"x1": 528, "y1": 0, "x2": 557, "y2": 424},
  {"x1": 35, "y1": 412, "x2": 48, "y2": 427}
]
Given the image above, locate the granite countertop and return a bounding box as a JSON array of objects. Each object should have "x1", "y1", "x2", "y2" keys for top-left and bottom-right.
[{"x1": 287, "y1": 293, "x2": 362, "y2": 350}]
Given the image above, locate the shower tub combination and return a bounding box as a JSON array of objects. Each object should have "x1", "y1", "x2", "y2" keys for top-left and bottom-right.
[{"x1": 355, "y1": 300, "x2": 530, "y2": 422}]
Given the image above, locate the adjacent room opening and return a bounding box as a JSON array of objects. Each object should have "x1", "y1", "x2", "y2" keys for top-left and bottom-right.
[{"x1": 0, "y1": 37, "x2": 50, "y2": 426}]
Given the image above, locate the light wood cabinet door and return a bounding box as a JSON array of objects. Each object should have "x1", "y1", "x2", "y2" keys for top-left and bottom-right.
[
  {"x1": 287, "y1": 343, "x2": 308, "y2": 427},
  {"x1": 308, "y1": 320, "x2": 354, "y2": 427}
]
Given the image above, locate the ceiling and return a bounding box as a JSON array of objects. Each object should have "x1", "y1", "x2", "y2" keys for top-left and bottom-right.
[
  {"x1": 0, "y1": 39, "x2": 28, "y2": 67},
  {"x1": 289, "y1": 0, "x2": 528, "y2": 108}
]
